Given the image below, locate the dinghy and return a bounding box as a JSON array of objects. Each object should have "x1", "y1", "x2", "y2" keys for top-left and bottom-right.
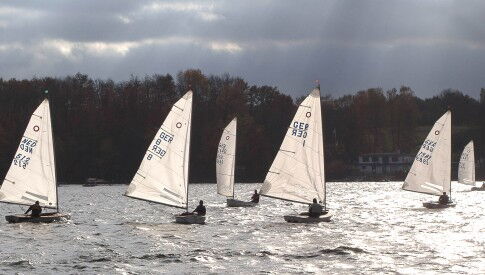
[
  {"x1": 402, "y1": 110, "x2": 456, "y2": 208},
  {"x1": 216, "y1": 118, "x2": 257, "y2": 207},
  {"x1": 125, "y1": 91, "x2": 205, "y2": 224},
  {"x1": 260, "y1": 87, "x2": 331, "y2": 223},
  {"x1": 1, "y1": 98, "x2": 70, "y2": 223},
  {"x1": 458, "y1": 141, "x2": 485, "y2": 191}
]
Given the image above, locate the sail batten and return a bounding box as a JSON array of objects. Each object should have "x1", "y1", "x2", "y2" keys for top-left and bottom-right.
[
  {"x1": 260, "y1": 88, "x2": 325, "y2": 205},
  {"x1": 125, "y1": 91, "x2": 193, "y2": 207},
  {"x1": 0, "y1": 99, "x2": 57, "y2": 208},
  {"x1": 216, "y1": 118, "x2": 237, "y2": 198},
  {"x1": 402, "y1": 111, "x2": 451, "y2": 196},
  {"x1": 458, "y1": 141, "x2": 475, "y2": 186}
]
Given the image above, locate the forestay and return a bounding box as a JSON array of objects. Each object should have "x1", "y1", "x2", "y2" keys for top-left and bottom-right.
[
  {"x1": 402, "y1": 111, "x2": 451, "y2": 196},
  {"x1": 125, "y1": 91, "x2": 193, "y2": 209},
  {"x1": 0, "y1": 99, "x2": 57, "y2": 208},
  {"x1": 260, "y1": 88, "x2": 325, "y2": 204},
  {"x1": 458, "y1": 141, "x2": 475, "y2": 186},
  {"x1": 216, "y1": 118, "x2": 237, "y2": 198}
]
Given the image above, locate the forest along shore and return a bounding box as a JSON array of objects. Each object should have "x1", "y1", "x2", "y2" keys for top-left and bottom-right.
[{"x1": 0, "y1": 71, "x2": 484, "y2": 184}]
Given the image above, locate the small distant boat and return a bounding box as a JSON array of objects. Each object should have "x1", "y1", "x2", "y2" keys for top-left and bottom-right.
[
  {"x1": 216, "y1": 118, "x2": 257, "y2": 207},
  {"x1": 458, "y1": 141, "x2": 485, "y2": 191},
  {"x1": 124, "y1": 91, "x2": 205, "y2": 224},
  {"x1": 83, "y1": 178, "x2": 106, "y2": 187},
  {"x1": 0, "y1": 98, "x2": 70, "y2": 223},
  {"x1": 402, "y1": 110, "x2": 456, "y2": 208},
  {"x1": 260, "y1": 87, "x2": 331, "y2": 223}
]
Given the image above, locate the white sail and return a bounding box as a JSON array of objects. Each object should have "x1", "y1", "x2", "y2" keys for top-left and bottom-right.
[
  {"x1": 125, "y1": 91, "x2": 193, "y2": 209},
  {"x1": 403, "y1": 111, "x2": 451, "y2": 196},
  {"x1": 458, "y1": 140, "x2": 475, "y2": 186},
  {"x1": 0, "y1": 99, "x2": 57, "y2": 208},
  {"x1": 216, "y1": 118, "x2": 237, "y2": 197},
  {"x1": 260, "y1": 88, "x2": 325, "y2": 204}
]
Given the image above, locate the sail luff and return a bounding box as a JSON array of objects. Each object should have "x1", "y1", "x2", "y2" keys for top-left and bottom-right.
[{"x1": 260, "y1": 88, "x2": 325, "y2": 204}]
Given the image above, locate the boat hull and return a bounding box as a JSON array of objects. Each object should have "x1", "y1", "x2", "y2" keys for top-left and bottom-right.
[
  {"x1": 284, "y1": 213, "x2": 332, "y2": 223},
  {"x1": 422, "y1": 202, "x2": 456, "y2": 209},
  {"x1": 174, "y1": 214, "x2": 206, "y2": 224},
  {"x1": 5, "y1": 212, "x2": 71, "y2": 223},
  {"x1": 226, "y1": 199, "x2": 257, "y2": 207}
]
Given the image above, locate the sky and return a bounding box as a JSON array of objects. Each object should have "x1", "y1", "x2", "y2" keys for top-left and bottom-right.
[{"x1": 1, "y1": 0, "x2": 484, "y2": 99}]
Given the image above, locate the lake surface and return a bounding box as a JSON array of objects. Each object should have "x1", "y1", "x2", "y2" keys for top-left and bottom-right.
[{"x1": 0, "y1": 182, "x2": 484, "y2": 274}]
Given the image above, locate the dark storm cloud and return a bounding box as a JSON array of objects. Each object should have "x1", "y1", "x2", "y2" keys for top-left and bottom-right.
[{"x1": 1, "y1": 0, "x2": 485, "y2": 98}]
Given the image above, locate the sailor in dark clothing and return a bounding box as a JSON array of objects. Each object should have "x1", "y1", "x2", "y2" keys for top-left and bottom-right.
[
  {"x1": 192, "y1": 200, "x2": 206, "y2": 216},
  {"x1": 250, "y1": 190, "x2": 260, "y2": 203},
  {"x1": 438, "y1": 192, "x2": 449, "y2": 205},
  {"x1": 308, "y1": 198, "x2": 323, "y2": 218},
  {"x1": 25, "y1": 201, "x2": 42, "y2": 217}
]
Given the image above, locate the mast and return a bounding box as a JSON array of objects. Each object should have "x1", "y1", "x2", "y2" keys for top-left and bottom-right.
[
  {"x1": 46, "y1": 90, "x2": 59, "y2": 213},
  {"x1": 232, "y1": 118, "x2": 237, "y2": 199},
  {"x1": 185, "y1": 90, "x2": 193, "y2": 212},
  {"x1": 317, "y1": 82, "x2": 327, "y2": 210},
  {"x1": 449, "y1": 107, "x2": 452, "y2": 201}
]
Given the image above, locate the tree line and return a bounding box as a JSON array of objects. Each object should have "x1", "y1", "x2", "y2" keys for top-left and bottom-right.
[{"x1": 0, "y1": 70, "x2": 483, "y2": 183}]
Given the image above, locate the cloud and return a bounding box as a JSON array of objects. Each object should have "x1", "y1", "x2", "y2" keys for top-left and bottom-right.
[{"x1": 0, "y1": 0, "x2": 485, "y2": 98}]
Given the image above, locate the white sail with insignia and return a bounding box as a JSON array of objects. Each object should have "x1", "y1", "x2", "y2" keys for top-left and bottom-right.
[
  {"x1": 458, "y1": 140, "x2": 475, "y2": 186},
  {"x1": 260, "y1": 88, "x2": 325, "y2": 205},
  {"x1": 125, "y1": 91, "x2": 192, "y2": 209},
  {"x1": 216, "y1": 118, "x2": 237, "y2": 198},
  {"x1": 0, "y1": 99, "x2": 57, "y2": 208},
  {"x1": 402, "y1": 111, "x2": 451, "y2": 196}
]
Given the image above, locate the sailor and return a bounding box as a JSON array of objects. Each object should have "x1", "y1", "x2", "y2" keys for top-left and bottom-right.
[
  {"x1": 308, "y1": 198, "x2": 323, "y2": 218},
  {"x1": 250, "y1": 190, "x2": 260, "y2": 203},
  {"x1": 438, "y1": 192, "x2": 450, "y2": 204},
  {"x1": 25, "y1": 201, "x2": 42, "y2": 217},
  {"x1": 192, "y1": 200, "x2": 206, "y2": 216}
]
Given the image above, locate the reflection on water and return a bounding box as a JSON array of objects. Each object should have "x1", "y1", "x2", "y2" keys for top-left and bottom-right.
[{"x1": 0, "y1": 182, "x2": 484, "y2": 274}]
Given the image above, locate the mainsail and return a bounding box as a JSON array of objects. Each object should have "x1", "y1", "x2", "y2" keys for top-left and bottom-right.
[
  {"x1": 260, "y1": 88, "x2": 325, "y2": 205},
  {"x1": 458, "y1": 140, "x2": 475, "y2": 186},
  {"x1": 125, "y1": 91, "x2": 193, "y2": 209},
  {"x1": 403, "y1": 111, "x2": 451, "y2": 196},
  {"x1": 216, "y1": 118, "x2": 237, "y2": 198},
  {"x1": 0, "y1": 99, "x2": 57, "y2": 208}
]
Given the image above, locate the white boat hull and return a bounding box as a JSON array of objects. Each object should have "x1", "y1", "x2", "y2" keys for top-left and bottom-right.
[
  {"x1": 5, "y1": 212, "x2": 71, "y2": 223},
  {"x1": 226, "y1": 198, "x2": 257, "y2": 207},
  {"x1": 174, "y1": 214, "x2": 206, "y2": 224},
  {"x1": 284, "y1": 213, "x2": 332, "y2": 223},
  {"x1": 422, "y1": 201, "x2": 456, "y2": 209}
]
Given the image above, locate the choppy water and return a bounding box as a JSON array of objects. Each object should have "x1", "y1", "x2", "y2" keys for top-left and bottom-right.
[{"x1": 0, "y1": 182, "x2": 484, "y2": 274}]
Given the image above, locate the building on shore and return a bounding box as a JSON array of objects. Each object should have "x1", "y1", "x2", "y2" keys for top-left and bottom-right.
[{"x1": 357, "y1": 152, "x2": 414, "y2": 175}]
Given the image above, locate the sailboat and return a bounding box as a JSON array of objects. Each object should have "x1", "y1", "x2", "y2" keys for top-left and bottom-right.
[
  {"x1": 216, "y1": 117, "x2": 257, "y2": 207},
  {"x1": 458, "y1": 141, "x2": 484, "y2": 191},
  {"x1": 0, "y1": 98, "x2": 70, "y2": 223},
  {"x1": 124, "y1": 91, "x2": 205, "y2": 224},
  {"x1": 260, "y1": 87, "x2": 331, "y2": 223},
  {"x1": 402, "y1": 110, "x2": 456, "y2": 208}
]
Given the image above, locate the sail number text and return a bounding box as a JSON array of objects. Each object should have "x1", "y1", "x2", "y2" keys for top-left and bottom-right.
[
  {"x1": 216, "y1": 144, "x2": 227, "y2": 165},
  {"x1": 146, "y1": 131, "x2": 173, "y2": 160},
  {"x1": 12, "y1": 137, "x2": 36, "y2": 169},
  {"x1": 415, "y1": 139, "x2": 436, "y2": 165},
  {"x1": 292, "y1": 122, "x2": 309, "y2": 138}
]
